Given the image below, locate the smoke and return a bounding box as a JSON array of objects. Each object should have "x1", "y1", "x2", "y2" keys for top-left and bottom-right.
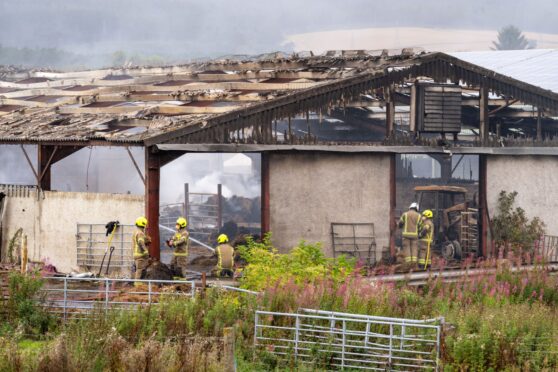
[
  {"x1": 50, "y1": 147, "x2": 145, "y2": 194},
  {"x1": 0, "y1": 146, "x2": 260, "y2": 207},
  {"x1": 0, "y1": 0, "x2": 556, "y2": 68},
  {"x1": 160, "y1": 153, "x2": 261, "y2": 205},
  {"x1": 0, "y1": 145, "x2": 37, "y2": 185}
]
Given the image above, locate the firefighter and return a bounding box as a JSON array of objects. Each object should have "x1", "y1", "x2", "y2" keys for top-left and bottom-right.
[
  {"x1": 418, "y1": 209, "x2": 434, "y2": 269},
  {"x1": 169, "y1": 217, "x2": 189, "y2": 277},
  {"x1": 398, "y1": 202, "x2": 420, "y2": 265},
  {"x1": 214, "y1": 234, "x2": 235, "y2": 278},
  {"x1": 132, "y1": 216, "x2": 150, "y2": 285}
]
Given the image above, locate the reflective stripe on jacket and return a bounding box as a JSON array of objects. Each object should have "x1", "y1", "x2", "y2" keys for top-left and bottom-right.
[
  {"x1": 133, "y1": 229, "x2": 148, "y2": 258},
  {"x1": 172, "y1": 228, "x2": 189, "y2": 256},
  {"x1": 399, "y1": 210, "x2": 420, "y2": 239},
  {"x1": 420, "y1": 218, "x2": 434, "y2": 243},
  {"x1": 216, "y1": 243, "x2": 234, "y2": 270}
]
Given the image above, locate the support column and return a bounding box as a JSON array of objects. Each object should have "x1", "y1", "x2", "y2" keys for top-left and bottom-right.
[
  {"x1": 261, "y1": 152, "x2": 270, "y2": 235},
  {"x1": 37, "y1": 145, "x2": 82, "y2": 190},
  {"x1": 479, "y1": 155, "x2": 489, "y2": 258},
  {"x1": 145, "y1": 147, "x2": 160, "y2": 260},
  {"x1": 384, "y1": 86, "x2": 395, "y2": 138},
  {"x1": 38, "y1": 145, "x2": 53, "y2": 190},
  {"x1": 389, "y1": 155, "x2": 396, "y2": 258},
  {"x1": 479, "y1": 86, "x2": 489, "y2": 144},
  {"x1": 409, "y1": 83, "x2": 418, "y2": 135},
  {"x1": 217, "y1": 183, "x2": 223, "y2": 230},
  {"x1": 537, "y1": 108, "x2": 542, "y2": 141},
  {"x1": 183, "y1": 183, "x2": 189, "y2": 220}
]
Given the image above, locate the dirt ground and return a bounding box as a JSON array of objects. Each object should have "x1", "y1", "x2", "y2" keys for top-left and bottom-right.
[{"x1": 161, "y1": 245, "x2": 219, "y2": 275}]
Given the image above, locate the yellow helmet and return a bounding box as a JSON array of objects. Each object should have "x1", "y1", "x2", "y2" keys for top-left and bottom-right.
[
  {"x1": 217, "y1": 234, "x2": 229, "y2": 244},
  {"x1": 422, "y1": 210, "x2": 433, "y2": 218},
  {"x1": 135, "y1": 216, "x2": 148, "y2": 228},
  {"x1": 176, "y1": 217, "x2": 188, "y2": 228}
]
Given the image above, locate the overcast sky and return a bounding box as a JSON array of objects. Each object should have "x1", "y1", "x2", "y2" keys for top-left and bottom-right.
[{"x1": 0, "y1": 0, "x2": 556, "y2": 60}]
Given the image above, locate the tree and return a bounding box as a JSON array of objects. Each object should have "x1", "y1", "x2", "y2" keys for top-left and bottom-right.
[{"x1": 492, "y1": 25, "x2": 535, "y2": 50}]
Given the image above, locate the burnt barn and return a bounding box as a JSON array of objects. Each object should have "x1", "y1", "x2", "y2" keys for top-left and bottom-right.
[{"x1": 1, "y1": 48, "x2": 558, "y2": 272}]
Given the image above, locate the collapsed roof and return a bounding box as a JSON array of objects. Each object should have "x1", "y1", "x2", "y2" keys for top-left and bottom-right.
[{"x1": 1, "y1": 49, "x2": 558, "y2": 147}]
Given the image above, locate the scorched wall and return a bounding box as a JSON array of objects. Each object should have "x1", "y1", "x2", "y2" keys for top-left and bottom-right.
[{"x1": 269, "y1": 152, "x2": 391, "y2": 258}]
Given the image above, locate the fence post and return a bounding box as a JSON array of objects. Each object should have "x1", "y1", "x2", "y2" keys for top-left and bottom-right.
[
  {"x1": 388, "y1": 324, "x2": 393, "y2": 367},
  {"x1": 341, "y1": 320, "x2": 346, "y2": 369},
  {"x1": 21, "y1": 234, "x2": 28, "y2": 274},
  {"x1": 104, "y1": 278, "x2": 110, "y2": 313},
  {"x1": 294, "y1": 315, "x2": 300, "y2": 363},
  {"x1": 201, "y1": 272, "x2": 206, "y2": 298},
  {"x1": 120, "y1": 224, "x2": 125, "y2": 268},
  {"x1": 223, "y1": 327, "x2": 235, "y2": 372},
  {"x1": 436, "y1": 324, "x2": 442, "y2": 372},
  {"x1": 400, "y1": 324, "x2": 406, "y2": 350},
  {"x1": 148, "y1": 281, "x2": 152, "y2": 304},
  {"x1": 63, "y1": 277, "x2": 68, "y2": 322},
  {"x1": 364, "y1": 321, "x2": 370, "y2": 349},
  {"x1": 253, "y1": 311, "x2": 259, "y2": 361}
]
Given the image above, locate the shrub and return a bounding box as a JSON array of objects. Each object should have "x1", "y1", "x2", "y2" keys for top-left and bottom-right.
[
  {"x1": 237, "y1": 233, "x2": 355, "y2": 290},
  {"x1": 2, "y1": 272, "x2": 56, "y2": 337},
  {"x1": 492, "y1": 191, "x2": 545, "y2": 254}
]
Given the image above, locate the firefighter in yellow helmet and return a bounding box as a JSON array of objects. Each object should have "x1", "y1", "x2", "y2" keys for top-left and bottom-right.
[
  {"x1": 168, "y1": 217, "x2": 189, "y2": 277},
  {"x1": 398, "y1": 202, "x2": 421, "y2": 266},
  {"x1": 132, "y1": 216, "x2": 150, "y2": 285},
  {"x1": 418, "y1": 209, "x2": 434, "y2": 269},
  {"x1": 214, "y1": 234, "x2": 235, "y2": 278}
]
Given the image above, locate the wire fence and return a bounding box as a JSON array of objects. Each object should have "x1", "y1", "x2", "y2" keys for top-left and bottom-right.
[
  {"x1": 254, "y1": 308, "x2": 443, "y2": 371},
  {"x1": 40, "y1": 276, "x2": 196, "y2": 321}
]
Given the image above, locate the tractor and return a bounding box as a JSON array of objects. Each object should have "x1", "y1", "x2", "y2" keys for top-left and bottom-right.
[{"x1": 414, "y1": 185, "x2": 479, "y2": 261}]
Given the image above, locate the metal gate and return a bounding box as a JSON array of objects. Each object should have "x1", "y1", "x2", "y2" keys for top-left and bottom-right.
[
  {"x1": 537, "y1": 235, "x2": 558, "y2": 263},
  {"x1": 254, "y1": 308, "x2": 443, "y2": 371},
  {"x1": 76, "y1": 223, "x2": 134, "y2": 271},
  {"x1": 185, "y1": 183, "x2": 223, "y2": 245},
  {"x1": 331, "y1": 223, "x2": 377, "y2": 265}
]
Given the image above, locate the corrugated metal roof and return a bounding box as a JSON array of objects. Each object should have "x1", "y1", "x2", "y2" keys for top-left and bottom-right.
[{"x1": 451, "y1": 49, "x2": 558, "y2": 93}]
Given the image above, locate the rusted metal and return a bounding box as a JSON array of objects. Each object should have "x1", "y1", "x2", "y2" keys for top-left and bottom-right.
[
  {"x1": 414, "y1": 185, "x2": 468, "y2": 193},
  {"x1": 145, "y1": 147, "x2": 161, "y2": 260},
  {"x1": 38, "y1": 145, "x2": 58, "y2": 190}
]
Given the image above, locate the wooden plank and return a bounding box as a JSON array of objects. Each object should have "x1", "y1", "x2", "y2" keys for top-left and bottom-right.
[
  {"x1": 409, "y1": 83, "x2": 417, "y2": 132},
  {"x1": 154, "y1": 105, "x2": 242, "y2": 115}
]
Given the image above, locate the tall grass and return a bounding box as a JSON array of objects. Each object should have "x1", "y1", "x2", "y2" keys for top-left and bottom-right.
[{"x1": 1, "y1": 258, "x2": 558, "y2": 370}]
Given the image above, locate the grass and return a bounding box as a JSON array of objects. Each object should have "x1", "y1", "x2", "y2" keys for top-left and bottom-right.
[{"x1": 1, "y1": 249, "x2": 558, "y2": 370}]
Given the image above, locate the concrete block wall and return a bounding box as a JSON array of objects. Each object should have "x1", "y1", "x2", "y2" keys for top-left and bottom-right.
[
  {"x1": 487, "y1": 156, "x2": 558, "y2": 236},
  {"x1": 1, "y1": 189, "x2": 144, "y2": 272},
  {"x1": 269, "y1": 152, "x2": 391, "y2": 258}
]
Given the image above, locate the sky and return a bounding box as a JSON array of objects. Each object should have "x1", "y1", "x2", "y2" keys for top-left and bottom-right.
[{"x1": 0, "y1": 0, "x2": 556, "y2": 65}]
